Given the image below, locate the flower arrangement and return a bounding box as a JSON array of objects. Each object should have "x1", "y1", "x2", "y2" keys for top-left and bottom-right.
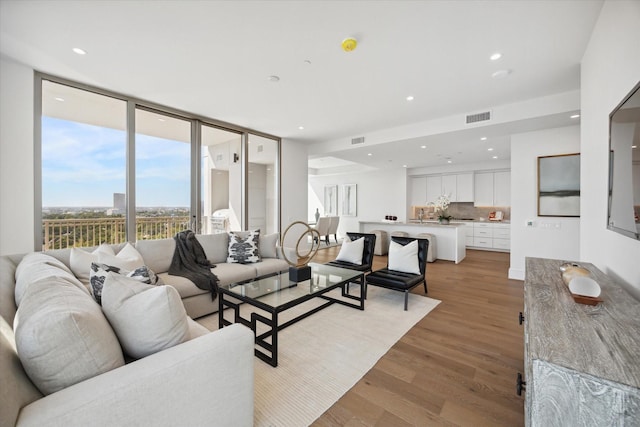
[{"x1": 430, "y1": 195, "x2": 453, "y2": 222}]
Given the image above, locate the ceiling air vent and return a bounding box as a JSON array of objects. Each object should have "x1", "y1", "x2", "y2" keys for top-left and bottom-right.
[
  {"x1": 465, "y1": 111, "x2": 491, "y2": 124},
  {"x1": 351, "y1": 136, "x2": 365, "y2": 145},
  {"x1": 257, "y1": 144, "x2": 264, "y2": 153}
]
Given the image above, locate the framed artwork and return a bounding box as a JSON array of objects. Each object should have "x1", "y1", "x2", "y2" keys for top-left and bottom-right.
[
  {"x1": 341, "y1": 184, "x2": 357, "y2": 216},
  {"x1": 324, "y1": 185, "x2": 338, "y2": 216},
  {"x1": 538, "y1": 153, "x2": 580, "y2": 217}
]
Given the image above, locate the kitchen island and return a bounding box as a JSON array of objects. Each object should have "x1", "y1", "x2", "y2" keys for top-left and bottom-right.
[{"x1": 359, "y1": 221, "x2": 466, "y2": 263}]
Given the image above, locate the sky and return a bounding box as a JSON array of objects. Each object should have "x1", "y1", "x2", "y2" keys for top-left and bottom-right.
[{"x1": 42, "y1": 117, "x2": 190, "y2": 207}]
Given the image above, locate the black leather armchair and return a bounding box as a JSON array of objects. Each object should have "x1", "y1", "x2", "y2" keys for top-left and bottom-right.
[
  {"x1": 364, "y1": 236, "x2": 429, "y2": 310},
  {"x1": 325, "y1": 232, "x2": 376, "y2": 273}
]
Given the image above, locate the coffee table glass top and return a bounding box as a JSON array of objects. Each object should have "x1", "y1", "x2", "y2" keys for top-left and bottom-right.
[{"x1": 220, "y1": 263, "x2": 362, "y2": 308}]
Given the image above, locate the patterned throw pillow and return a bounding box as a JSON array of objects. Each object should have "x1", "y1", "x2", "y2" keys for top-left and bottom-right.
[
  {"x1": 90, "y1": 262, "x2": 160, "y2": 304},
  {"x1": 227, "y1": 230, "x2": 261, "y2": 264}
]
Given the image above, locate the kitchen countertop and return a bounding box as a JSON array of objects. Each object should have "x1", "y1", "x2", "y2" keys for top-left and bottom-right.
[
  {"x1": 360, "y1": 220, "x2": 465, "y2": 228},
  {"x1": 408, "y1": 219, "x2": 511, "y2": 224}
]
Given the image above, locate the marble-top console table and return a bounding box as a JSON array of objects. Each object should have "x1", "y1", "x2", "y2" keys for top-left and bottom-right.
[
  {"x1": 523, "y1": 257, "x2": 640, "y2": 426},
  {"x1": 359, "y1": 221, "x2": 465, "y2": 263}
]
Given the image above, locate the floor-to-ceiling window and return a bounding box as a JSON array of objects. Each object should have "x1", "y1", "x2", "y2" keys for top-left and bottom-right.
[
  {"x1": 36, "y1": 74, "x2": 281, "y2": 250},
  {"x1": 40, "y1": 80, "x2": 127, "y2": 250},
  {"x1": 135, "y1": 108, "x2": 191, "y2": 240}
]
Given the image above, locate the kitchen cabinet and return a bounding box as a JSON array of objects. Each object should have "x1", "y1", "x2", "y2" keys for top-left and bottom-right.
[
  {"x1": 466, "y1": 222, "x2": 510, "y2": 251},
  {"x1": 456, "y1": 173, "x2": 474, "y2": 202},
  {"x1": 474, "y1": 170, "x2": 510, "y2": 206},
  {"x1": 426, "y1": 176, "x2": 442, "y2": 204},
  {"x1": 409, "y1": 176, "x2": 427, "y2": 206},
  {"x1": 441, "y1": 174, "x2": 457, "y2": 201},
  {"x1": 494, "y1": 171, "x2": 511, "y2": 206}
]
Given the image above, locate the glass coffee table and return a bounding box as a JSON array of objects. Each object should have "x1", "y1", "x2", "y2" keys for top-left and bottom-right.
[{"x1": 218, "y1": 263, "x2": 364, "y2": 367}]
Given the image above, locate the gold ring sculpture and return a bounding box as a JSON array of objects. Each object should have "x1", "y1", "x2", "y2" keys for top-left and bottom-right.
[{"x1": 280, "y1": 221, "x2": 321, "y2": 267}]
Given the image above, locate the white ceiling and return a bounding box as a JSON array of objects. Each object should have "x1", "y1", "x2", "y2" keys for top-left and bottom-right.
[{"x1": 0, "y1": 0, "x2": 604, "y2": 170}]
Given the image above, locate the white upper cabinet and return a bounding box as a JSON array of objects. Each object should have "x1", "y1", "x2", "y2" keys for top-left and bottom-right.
[
  {"x1": 493, "y1": 171, "x2": 511, "y2": 206},
  {"x1": 474, "y1": 172, "x2": 495, "y2": 206},
  {"x1": 426, "y1": 175, "x2": 442, "y2": 204},
  {"x1": 409, "y1": 176, "x2": 427, "y2": 206},
  {"x1": 456, "y1": 173, "x2": 474, "y2": 202},
  {"x1": 474, "y1": 170, "x2": 510, "y2": 206},
  {"x1": 441, "y1": 174, "x2": 457, "y2": 201}
]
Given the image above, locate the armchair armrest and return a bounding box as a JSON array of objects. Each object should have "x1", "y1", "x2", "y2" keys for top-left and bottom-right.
[{"x1": 17, "y1": 324, "x2": 254, "y2": 427}]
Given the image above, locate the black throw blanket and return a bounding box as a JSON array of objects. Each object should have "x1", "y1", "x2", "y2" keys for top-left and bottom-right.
[{"x1": 168, "y1": 230, "x2": 219, "y2": 300}]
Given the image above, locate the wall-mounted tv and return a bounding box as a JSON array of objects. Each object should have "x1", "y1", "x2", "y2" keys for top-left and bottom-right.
[{"x1": 608, "y1": 80, "x2": 640, "y2": 240}]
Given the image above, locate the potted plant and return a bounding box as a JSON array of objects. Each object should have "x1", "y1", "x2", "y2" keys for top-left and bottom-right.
[{"x1": 431, "y1": 195, "x2": 453, "y2": 224}]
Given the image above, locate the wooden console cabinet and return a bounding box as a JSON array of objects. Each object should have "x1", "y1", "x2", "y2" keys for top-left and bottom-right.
[{"x1": 523, "y1": 257, "x2": 640, "y2": 426}]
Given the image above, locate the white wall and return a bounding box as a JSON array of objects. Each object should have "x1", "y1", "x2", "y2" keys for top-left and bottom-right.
[
  {"x1": 509, "y1": 125, "x2": 581, "y2": 280},
  {"x1": 580, "y1": 0, "x2": 640, "y2": 297},
  {"x1": 309, "y1": 168, "x2": 407, "y2": 239},
  {"x1": 0, "y1": 56, "x2": 34, "y2": 255}
]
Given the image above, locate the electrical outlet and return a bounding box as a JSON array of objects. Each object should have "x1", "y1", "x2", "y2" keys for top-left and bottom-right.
[{"x1": 526, "y1": 220, "x2": 535, "y2": 227}]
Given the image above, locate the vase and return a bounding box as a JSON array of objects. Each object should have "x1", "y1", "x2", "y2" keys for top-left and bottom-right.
[
  {"x1": 314, "y1": 208, "x2": 320, "y2": 223},
  {"x1": 439, "y1": 218, "x2": 450, "y2": 225}
]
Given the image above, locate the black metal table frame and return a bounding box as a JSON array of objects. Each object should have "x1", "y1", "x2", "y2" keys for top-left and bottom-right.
[{"x1": 218, "y1": 271, "x2": 365, "y2": 367}]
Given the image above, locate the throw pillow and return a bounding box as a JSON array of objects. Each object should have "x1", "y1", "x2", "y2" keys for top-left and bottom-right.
[
  {"x1": 227, "y1": 229, "x2": 261, "y2": 264},
  {"x1": 335, "y1": 236, "x2": 365, "y2": 265},
  {"x1": 70, "y1": 242, "x2": 144, "y2": 285},
  {"x1": 14, "y1": 276, "x2": 125, "y2": 395},
  {"x1": 89, "y1": 262, "x2": 160, "y2": 305},
  {"x1": 388, "y1": 240, "x2": 421, "y2": 275},
  {"x1": 101, "y1": 272, "x2": 190, "y2": 359},
  {"x1": 259, "y1": 232, "x2": 279, "y2": 259}
]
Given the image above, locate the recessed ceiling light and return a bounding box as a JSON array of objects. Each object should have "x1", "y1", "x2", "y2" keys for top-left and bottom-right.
[
  {"x1": 420, "y1": 145, "x2": 426, "y2": 149},
  {"x1": 298, "y1": 126, "x2": 304, "y2": 130},
  {"x1": 72, "y1": 47, "x2": 87, "y2": 55},
  {"x1": 491, "y1": 69, "x2": 512, "y2": 79},
  {"x1": 54, "y1": 97, "x2": 64, "y2": 102},
  {"x1": 480, "y1": 137, "x2": 487, "y2": 141},
  {"x1": 632, "y1": 145, "x2": 638, "y2": 149},
  {"x1": 447, "y1": 160, "x2": 452, "y2": 164},
  {"x1": 267, "y1": 75, "x2": 280, "y2": 82},
  {"x1": 367, "y1": 153, "x2": 372, "y2": 156},
  {"x1": 570, "y1": 114, "x2": 580, "y2": 119},
  {"x1": 403, "y1": 165, "x2": 408, "y2": 168},
  {"x1": 406, "y1": 96, "x2": 414, "y2": 101},
  {"x1": 492, "y1": 156, "x2": 498, "y2": 159},
  {"x1": 488, "y1": 148, "x2": 494, "y2": 151},
  {"x1": 490, "y1": 52, "x2": 502, "y2": 61}
]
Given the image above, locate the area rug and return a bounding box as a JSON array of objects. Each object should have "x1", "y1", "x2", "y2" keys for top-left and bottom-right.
[{"x1": 197, "y1": 287, "x2": 440, "y2": 426}]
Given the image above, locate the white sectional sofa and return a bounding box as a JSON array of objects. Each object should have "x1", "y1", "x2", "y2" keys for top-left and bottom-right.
[{"x1": 0, "y1": 232, "x2": 290, "y2": 426}]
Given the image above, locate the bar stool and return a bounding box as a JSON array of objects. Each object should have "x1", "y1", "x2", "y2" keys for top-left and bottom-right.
[
  {"x1": 389, "y1": 231, "x2": 409, "y2": 252},
  {"x1": 417, "y1": 233, "x2": 437, "y2": 262},
  {"x1": 371, "y1": 230, "x2": 388, "y2": 255}
]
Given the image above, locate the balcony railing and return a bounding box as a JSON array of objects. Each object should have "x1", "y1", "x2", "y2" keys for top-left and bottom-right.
[{"x1": 42, "y1": 216, "x2": 190, "y2": 251}]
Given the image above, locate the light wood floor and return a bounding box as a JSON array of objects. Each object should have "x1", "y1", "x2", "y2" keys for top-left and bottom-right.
[{"x1": 311, "y1": 247, "x2": 525, "y2": 427}]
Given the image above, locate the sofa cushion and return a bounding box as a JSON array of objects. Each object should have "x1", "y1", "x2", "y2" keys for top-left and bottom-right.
[
  {"x1": 70, "y1": 243, "x2": 144, "y2": 285},
  {"x1": 15, "y1": 252, "x2": 88, "y2": 306},
  {"x1": 89, "y1": 262, "x2": 160, "y2": 305},
  {"x1": 207, "y1": 263, "x2": 257, "y2": 287},
  {"x1": 260, "y1": 232, "x2": 279, "y2": 259},
  {"x1": 14, "y1": 276, "x2": 125, "y2": 395},
  {"x1": 252, "y1": 258, "x2": 289, "y2": 278},
  {"x1": 227, "y1": 230, "x2": 260, "y2": 264},
  {"x1": 157, "y1": 273, "x2": 206, "y2": 299},
  {"x1": 134, "y1": 238, "x2": 176, "y2": 273},
  {"x1": 196, "y1": 233, "x2": 229, "y2": 264},
  {"x1": 1, "y1": 316, "x2": 43, "y2": 427},
  {"x1": 101, "y1": 273, "x2": 190, "y2": 359}
]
